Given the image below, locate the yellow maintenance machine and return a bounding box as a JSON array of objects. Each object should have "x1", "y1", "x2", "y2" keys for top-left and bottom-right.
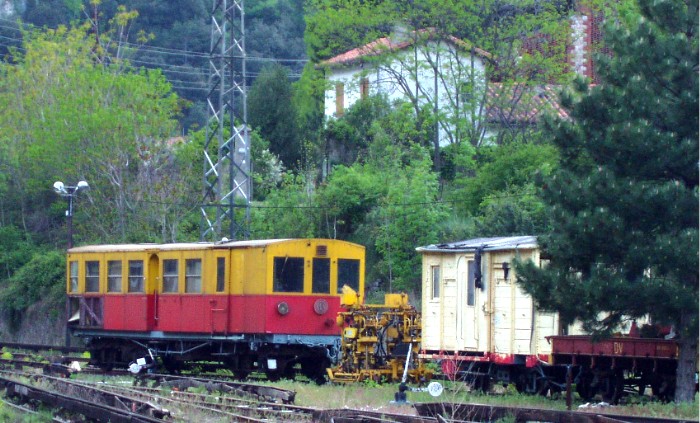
[{"x1": 326, "y1": 286, "x2": 433, "y2": 384}]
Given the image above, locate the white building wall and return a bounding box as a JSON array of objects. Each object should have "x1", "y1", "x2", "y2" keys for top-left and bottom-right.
[{"x1": 325, "y1": 40, "x2": 487, "y2": 146}]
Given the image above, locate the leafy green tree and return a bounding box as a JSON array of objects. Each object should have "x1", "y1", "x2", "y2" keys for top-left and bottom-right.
[
  {"x1": 248, "y1": 63, "x2": 302, "y2": 169},
  {"x1": 516, "y1": 0, "x2": 698, "y2": 402},
  {"x1": 0, "y1": 23, "x2": 188, "y2": 245},
  {"x1": 449, "y1": 141, "x2": 558, "y2": 216},
  {"x1": 364, "y1": 134, "x2": 448, "y2": 292},
  {"x1": 250, "y1": 174, "x2": 319, "y2": 238}
]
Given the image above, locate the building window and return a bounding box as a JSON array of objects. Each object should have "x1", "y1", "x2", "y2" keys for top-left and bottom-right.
[
  {"x1": 69, "y1": 261, "x2": 79, "y2": 293},
  {"x1": 163, "y1": 259, "x2": 179, "y2": 293},
  {"x1": 360, "y1": 77, "x2": 369, "y2": 99},
  {"x1": 431, "y1": 265, "x2": 440, "y2": 299},
  {"x1": 128, "y1": 260, "x2": 144, "y2": 293},
  {"x1": 273, "y1": 256, "x2": 304, "y2": 293},
  {"x1": 185, "y1": 259, "x2": 202, "y2": 293},
  {"x1": 312, "y1": 258, "x2": 330, "y2": 294},
  {"x1": 467, "y1": 260, "x2": 476, "y2": 306},
  {"x1": 85, "y1": 261, "x2": 100, "y2": 292},
  {"x1": 337, "y1": 259, "x2": 360, "y2": 293},
  {"x1": 107, "y1": 260, "x2": 122, "y2": 293},
  {"x1": 335, "y1": 82, "x2": 345, "y2": 116},
  {"x1": 216, "y1": 257, "x2": 226, "y2": 292}
]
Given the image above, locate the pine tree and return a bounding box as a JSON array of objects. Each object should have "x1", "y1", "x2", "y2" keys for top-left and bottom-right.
[{"x1": 516, "y1": 0, "x2": 698, "y2": 402}]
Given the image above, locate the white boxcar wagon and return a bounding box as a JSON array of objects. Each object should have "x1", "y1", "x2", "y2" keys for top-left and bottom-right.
[{"x1": 417, "y1": 236, "x2": 572, "y2": 393}]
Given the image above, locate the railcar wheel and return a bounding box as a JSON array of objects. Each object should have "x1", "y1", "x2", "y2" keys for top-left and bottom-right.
[
  {"x1": 161, "y1": 356, "x2": 182, "y2": 374},
  {"x1": 301, "y1": 357, "x2": 329, "y2": 385}
]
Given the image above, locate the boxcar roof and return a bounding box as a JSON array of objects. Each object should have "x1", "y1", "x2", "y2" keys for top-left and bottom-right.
[{"x1": 416, "y1": 236, "x2": 537, "y2": 253}]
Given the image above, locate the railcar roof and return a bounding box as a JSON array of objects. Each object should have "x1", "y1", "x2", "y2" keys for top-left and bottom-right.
[
  {"x1": 67, "y1": 239, "x2": 295, "y2": 253},
  {"x1": 416, "y1": 236, "x2": 537, "y2": 253}
]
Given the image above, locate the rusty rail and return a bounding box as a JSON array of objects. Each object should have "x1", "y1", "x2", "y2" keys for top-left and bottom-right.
[
  {"x1": 0, "y1": 375, "x2": 168, "y2": 422},
  {"x1": 414, "y1": 402, "x2": 699, "y2": 423},
  {"x1": 142, "y1": 372, "x2": 297, "y2": 404}
]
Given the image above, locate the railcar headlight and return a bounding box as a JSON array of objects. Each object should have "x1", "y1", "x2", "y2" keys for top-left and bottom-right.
[{"x1": 277, "y1": 301, "x2": 290, "y2": 315}]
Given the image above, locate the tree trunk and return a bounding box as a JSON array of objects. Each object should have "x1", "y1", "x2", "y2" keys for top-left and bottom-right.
[{"x1": 675, "y1": 314, "x2": 699, "y2": 403}]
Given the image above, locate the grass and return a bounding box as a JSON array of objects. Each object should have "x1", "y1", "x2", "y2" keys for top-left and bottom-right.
[{"x1": 260, "y1": 379, "x2": 699, "y2": 420}]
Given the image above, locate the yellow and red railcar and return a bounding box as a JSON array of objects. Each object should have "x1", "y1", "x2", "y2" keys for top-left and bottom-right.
[{"x1": 66, "y1": 238, "x2": 365, "y2": 380}]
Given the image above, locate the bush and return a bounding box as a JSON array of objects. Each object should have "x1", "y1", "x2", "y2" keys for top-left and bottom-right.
[{"x1": 0, "y1": 249, "x2": 65, "y2": 331}]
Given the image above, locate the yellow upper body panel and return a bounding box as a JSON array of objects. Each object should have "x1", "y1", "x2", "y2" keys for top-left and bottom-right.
[{"x1": 66, "y1": 239, "x2": 365, "y2": 301}]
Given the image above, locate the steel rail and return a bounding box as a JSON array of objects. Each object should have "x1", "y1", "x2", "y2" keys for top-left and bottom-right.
[
  {"x1": 0, "y1": 375, "x2": 168, "y2": 422},
  {"x1": 414, "y1": 402, "x2": 700, "y2": 423},
  {"x1": 141, "y1": 372, "x2": 297, "y2": 403}
]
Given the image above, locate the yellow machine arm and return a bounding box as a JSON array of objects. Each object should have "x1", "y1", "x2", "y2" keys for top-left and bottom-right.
[{"x1": 327, "y1": 287, "x2": 433, "y2": 384}]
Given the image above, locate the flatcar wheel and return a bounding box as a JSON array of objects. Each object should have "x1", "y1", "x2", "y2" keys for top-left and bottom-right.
[
  {"x1": 602, "y1": 370, "x2": 624, "y2": 404},
  {"x1": 576, "y1": 371, "x2": 595, "y2": 401}
]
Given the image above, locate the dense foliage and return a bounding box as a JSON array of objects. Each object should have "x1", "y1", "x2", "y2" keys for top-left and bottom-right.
[
  {"x1": 0, "y1": 3, "x2": 695, "y2": 402},
  {"x1": 516, "y1": 0, "x2": 698, "y2": 401}
]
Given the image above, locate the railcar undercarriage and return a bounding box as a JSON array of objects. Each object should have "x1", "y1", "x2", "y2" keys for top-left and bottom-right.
[{"x1": 81, "y1": 331, "x2": 337, "y2": 383}]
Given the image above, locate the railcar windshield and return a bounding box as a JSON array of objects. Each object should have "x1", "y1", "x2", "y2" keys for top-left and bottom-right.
[
  {"x1": 312, "y1": 258, "x2": 330, "y2": 293},
  {"x1": 337, "y1": 259, "x2": 360, "y2": 293},
  {"x1": 273, "y1": 256, "x2": 304, "y2": 293}
]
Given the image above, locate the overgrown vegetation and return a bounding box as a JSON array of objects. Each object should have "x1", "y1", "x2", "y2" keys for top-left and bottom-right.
[{"x1": 0, "y1": 0, "x2": 695, "y2": 403}]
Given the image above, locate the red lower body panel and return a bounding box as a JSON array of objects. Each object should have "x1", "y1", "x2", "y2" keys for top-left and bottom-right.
[{"x1": 100, "y1": 294, "x2": 341, "y2": 336}]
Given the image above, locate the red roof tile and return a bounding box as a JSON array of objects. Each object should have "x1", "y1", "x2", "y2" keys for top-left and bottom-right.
[{"x1": 322, "y1": 29, "x2": 490, "y2": 67}]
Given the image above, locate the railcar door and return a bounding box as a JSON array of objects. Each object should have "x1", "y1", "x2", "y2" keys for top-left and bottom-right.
[
  {"x1": 148, "y1": 253, "x2": 160, "y2": 330},
  {"x1": 209, "y1": 251, "x2": 229, "y2": 334},
  {"x1": 456, "y1": 258, "x2": 478, "y2": 350}
]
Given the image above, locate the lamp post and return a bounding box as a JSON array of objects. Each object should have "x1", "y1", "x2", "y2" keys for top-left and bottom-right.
[
  {"x1": 54, "y1": 180, "x2": 88, "y2": 348},
  {"x1": 53, "y1": 180, "x2": 89, "y2": 249}
]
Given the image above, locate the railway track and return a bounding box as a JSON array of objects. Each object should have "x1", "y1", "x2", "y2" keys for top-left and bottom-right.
[{"x1": 1, "y1": 342, "x2": 696, "y2": 423}]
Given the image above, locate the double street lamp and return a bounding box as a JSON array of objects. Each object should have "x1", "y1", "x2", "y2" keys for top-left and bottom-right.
[{"x1": 53, "y1": 180, "x2": 89, "y2": 249}]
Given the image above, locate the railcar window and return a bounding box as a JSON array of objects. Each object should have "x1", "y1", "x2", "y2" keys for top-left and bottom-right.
[
  {"x1": 312, "y1": 258, "x2": 330, "y2": 294},
  {"x1": 69, "y1": 261, "x2": 78, "y2": 292},
  {"x1": 107, "y1": 260, "x2": 122, "y2": 293},
  {"x1": 337, "y1": 259, "x2": 360, "y2": 293},
  {"x1": 216, "y1": 257, "x2": 226, "y2": 292},
  {"x1": 273, "y1": 257, "x2": 304, "y2": 293},
  {"x1": 128, "y1": 260, "x2": 144, "y2": 293},
  {"x1": 85, "y1": 261, "x2": 100, "y2": 292},
  {"x1": 431, "y1": 265, "x2": 440, "y2": 299},
  {"x1": 163, "y1": 259, "x2": 179, "y2": 293},
  {"x1": 467, "y1": 260, "x2": 476, "y2": 306},
  {"x1": 185, "y1": 259, "x2": 202, "y2": 293}
]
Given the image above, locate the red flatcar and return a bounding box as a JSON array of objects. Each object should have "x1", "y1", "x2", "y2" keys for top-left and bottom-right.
[{"x1": 66, "y1": 239, "x2": 365, "y2": 381}]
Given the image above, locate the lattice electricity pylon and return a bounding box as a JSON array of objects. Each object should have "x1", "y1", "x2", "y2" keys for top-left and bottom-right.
[{"x1": 201, "y1": 0, "x2": 251, "y2": 241}]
